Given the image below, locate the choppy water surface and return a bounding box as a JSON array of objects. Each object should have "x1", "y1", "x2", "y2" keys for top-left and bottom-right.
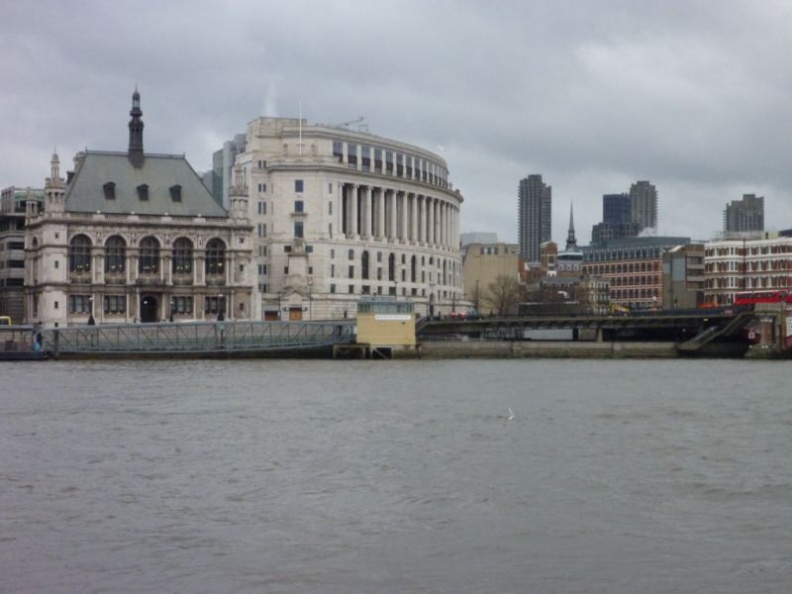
[{"x1": 2, "y1": 359, "x2": 791, "y2": 593}]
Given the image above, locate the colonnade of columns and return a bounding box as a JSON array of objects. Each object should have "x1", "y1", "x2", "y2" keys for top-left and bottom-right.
[{"x1": 339, "y1": 183, "x2": 459, "y2": 248}]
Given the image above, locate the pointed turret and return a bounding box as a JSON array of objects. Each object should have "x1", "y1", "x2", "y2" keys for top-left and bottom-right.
[
  {"x1": 128, "y1": 88, "x2": 145, "y2": 168},
  {"x1": 228, "y1": 163, "x2": 249, "y2": 220},
  {"x1": 44, "y1": 151, "x2": 66, "y2": 213}
]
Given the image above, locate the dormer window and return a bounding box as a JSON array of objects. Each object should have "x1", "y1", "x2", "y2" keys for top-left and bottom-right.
[
  {"x1": 170, "y1": 185, "x2": 182, "y2": 202},
  {"x1": 103, "y1": 182, "x2": 116, "y2": 200},
  {"x1": 137, "y1": 184, "x2": 149, "y2": 201}
]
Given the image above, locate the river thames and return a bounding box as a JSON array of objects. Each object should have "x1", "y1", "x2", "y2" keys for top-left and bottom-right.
[{"x1": 1, "y1": 358, "x2": 791, "y2": 593}]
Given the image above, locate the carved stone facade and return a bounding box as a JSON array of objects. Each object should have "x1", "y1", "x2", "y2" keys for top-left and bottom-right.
[{"x1": 24, "y1": 92, "x2": 256, "y2": 327}]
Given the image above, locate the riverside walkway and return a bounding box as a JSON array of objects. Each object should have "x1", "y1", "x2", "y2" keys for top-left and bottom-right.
[{"x1": 39, "y1": 320, "x2": 355, "y2": 359}]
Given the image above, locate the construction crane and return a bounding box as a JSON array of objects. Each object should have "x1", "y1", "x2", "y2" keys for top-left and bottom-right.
[{"x1": 334, "y1": 117, "x2": 366, "y2": 130}]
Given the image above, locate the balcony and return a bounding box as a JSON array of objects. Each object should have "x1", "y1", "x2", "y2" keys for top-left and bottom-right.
[
  {"x1": 136, "y1": 275, "x2": 162, "y2": 286},
  {"x1": 104, "y1": 273, "x2": 126, "y2": 285},
  {"x1": 172, "y1": 274, "x2": 194, "y2": 286},
  {"x1": 69, "y1": 273, "x2": 92, "y2": 285},
  {"x1": 205, "y1": 276, "x2": 226, "y2": 287}
]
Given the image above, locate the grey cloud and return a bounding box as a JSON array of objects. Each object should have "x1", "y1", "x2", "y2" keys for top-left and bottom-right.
[{"x1": 2, "y1": 0, "x2": 791, "y2": 245}]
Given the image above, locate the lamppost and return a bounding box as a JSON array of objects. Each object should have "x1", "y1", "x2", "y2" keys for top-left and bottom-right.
[
  {"x1": 307, "y1": 278, "x2": 313, "y2": 321},
  {"x1": 217, "y1": 293, "x2": 225, "y2": 321},
  {"x1": 87, "y1": 296, "x2": 96, "y2": 326}
]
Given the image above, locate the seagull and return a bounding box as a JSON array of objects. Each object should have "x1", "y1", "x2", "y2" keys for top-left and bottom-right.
[{"x1": 507, "y1": 408, "x2": 515, "y2": 421}]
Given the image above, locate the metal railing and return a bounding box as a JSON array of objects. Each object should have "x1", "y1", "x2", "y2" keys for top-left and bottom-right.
[{"x1": 40, "y1": 320, "x2": 355, "y2": 356}]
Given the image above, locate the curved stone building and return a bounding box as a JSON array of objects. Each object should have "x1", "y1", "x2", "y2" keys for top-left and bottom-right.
[{"x1": 235, "y1": 118, "x2": 465, "y2": 319}]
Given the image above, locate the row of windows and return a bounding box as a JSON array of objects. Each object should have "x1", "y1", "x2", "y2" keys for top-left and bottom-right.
[
  {"x1": 705, "y1": 245, "x2": 792, "y2": 257},
  {"x1": 705, "y1": 277, "x2": 788, "y2": 289},
  {"x1": 67, "y1": 295, "x2": 217, "y2": 315},
  {"x1": 585, "y1": 247, "x2": 664, "y2": 262},
  {"x1": 102, "y1": 183, "x2": 182, "y2": 202},
  {"x1": 331, "y1": 142, "x2": 449, "y2": 188},
  {"x1": 611, "y1": 289, "x2": 659, "y2": 301},
  {"x1": 0, "y1": 241, "x2": 25, "y2": 250},
  {"x1": 706, "y1": 261, "x2": 790, "y2": 273},
  {"x1": 68, "y1": 234, "x2": 226, "y2": 275},
  {"x1": 584, "y1": 262, "x2": 660, "y2": 275}
]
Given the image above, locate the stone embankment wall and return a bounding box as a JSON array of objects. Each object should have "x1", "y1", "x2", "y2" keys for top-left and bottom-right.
[{"x1": 419, "y1": 341, "x2": 678, "y2": 359}]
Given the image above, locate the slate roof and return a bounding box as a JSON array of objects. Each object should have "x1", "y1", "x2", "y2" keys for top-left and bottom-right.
[{"x1": 65, "y1": 150, "x2": 227, "y2": 217}]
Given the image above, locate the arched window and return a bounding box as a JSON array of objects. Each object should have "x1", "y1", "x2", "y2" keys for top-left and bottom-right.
[
  {"x1": 139, "y1": 236, "x2": 160, "y2": 274},
  {"x1": 104, "y1": 236, "x2": 126, "y2": 273},
  {"x1": 69, "y1": 234, "x2": 92, "y2": 272},
  {"x1": 172, "y1": 238, "x2": 193, "y2": 274},
  {"x1": 361, "y1": 251, "x2": 370, "y2": 280},
  {"x1": 205, "y1": 238, "x2": 226, "y2": 276}
]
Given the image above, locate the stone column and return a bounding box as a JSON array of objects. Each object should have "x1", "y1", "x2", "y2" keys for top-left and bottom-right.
[
  {"x1": 377, "y1": 187, "x2": 386, "y2": 241},
  {"x1": 427, "y1": 197, "x2": 434, "y2": 246},
  {"x1": 388, "y1": 189, "x2": 397, "y2": 241},
  {"x1": 399, "y1": 191, "x2": 408, "y2": 243},
  {"x1": 415, "y1": 194, "x2": 426, "y2": 244},
  {"x1": 410, "y1": 193, "x2": 418, "y2": 244},
  {"x1": 361, "y1": 186, "x2": 371, "y2": 239},
  {"x1": 349, "y1": 184, "x2": 359, "y2": 239}
]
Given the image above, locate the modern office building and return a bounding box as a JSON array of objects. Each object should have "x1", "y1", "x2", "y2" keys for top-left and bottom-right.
[
  {"x1": 518, "y1": 174, "x2": 551, "y2": 263},
  {"x1": 208, "y1": 133, "x2": 247, "y2": 209},
  {"x1": 0, "y1": 187, "x2": 43, "y2": 322},
  {"x1": 591, "y1": 193, "x2": 640, "y2": 246},
  {"x1": 233, "y1": 117, "x2": 464, "y2": 320},
  {"x1": 629, "y1": 180, "x2": 658, "y2": 231},
  {"x1": 591, "y1": 182, "x2": 658, "y2": 245},
  {"x1": 723, "y1": 194, "x2": 764, "y2": 236},
  {"x1": 603, "y1": 193, "x2": 632, "y2": 225},
  {"x1": 24, "y1": 91, "x2": 257, "y2": 326},
  {"x1": 662, "y1": 244, "x2": 705, "y2": 308}
]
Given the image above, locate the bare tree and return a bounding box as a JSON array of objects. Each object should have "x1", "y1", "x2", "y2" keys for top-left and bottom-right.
[{"x1": 484, "y1": 274, "x2": 522, "y2": 316}]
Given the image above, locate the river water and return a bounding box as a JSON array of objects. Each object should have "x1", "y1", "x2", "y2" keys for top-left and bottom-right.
[{"x1": 1, "y1": 359, "x2": 791, "y2": 593}]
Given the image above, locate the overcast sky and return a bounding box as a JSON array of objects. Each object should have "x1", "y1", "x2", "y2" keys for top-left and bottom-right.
[{"x1": 2, "y1": 0, "x2": 791, "y2": 245}]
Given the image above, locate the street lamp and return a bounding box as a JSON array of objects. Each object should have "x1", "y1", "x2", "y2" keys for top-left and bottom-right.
[
  {"x1": 307, "y1": 278, "x2": 313, "y2": 321},
  {"x1": 217, "y1": 293, "x2": 225, "y2": 321},
  {"x1": 87, "y1": 296, "x2": 96, "y2": 326}
]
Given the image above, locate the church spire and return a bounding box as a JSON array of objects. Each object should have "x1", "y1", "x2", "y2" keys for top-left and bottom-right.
[
  {"x1": 565, "y1": 202, "x2": 578, "y2": 251},
  {"x1": 128, "y1": 88, "x2": 145, "y2": 168}
]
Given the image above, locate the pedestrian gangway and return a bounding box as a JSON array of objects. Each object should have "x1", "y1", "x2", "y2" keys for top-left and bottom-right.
[{"x1": 40, "y1": 320, "x2": 356, "y2": 358}]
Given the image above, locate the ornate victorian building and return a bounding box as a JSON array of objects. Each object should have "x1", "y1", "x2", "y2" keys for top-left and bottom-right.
[
  {"x1": 234, "y1": 117, "x2": 465, "y2": 320},
  {"x1": 24, "y1": 91, "x2": 256, "y2": 326}
]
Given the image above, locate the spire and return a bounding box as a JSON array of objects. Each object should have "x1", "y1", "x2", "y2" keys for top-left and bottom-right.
[
  {"x1": 46, "y1": 151, "x2": 64, "y2": 190},
  {"x1": 128, "y1": 88, "x2": 145, "y2": 168},
  {"x1": 565, "y1": 202, "x2": 578, "y2": 251}
]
